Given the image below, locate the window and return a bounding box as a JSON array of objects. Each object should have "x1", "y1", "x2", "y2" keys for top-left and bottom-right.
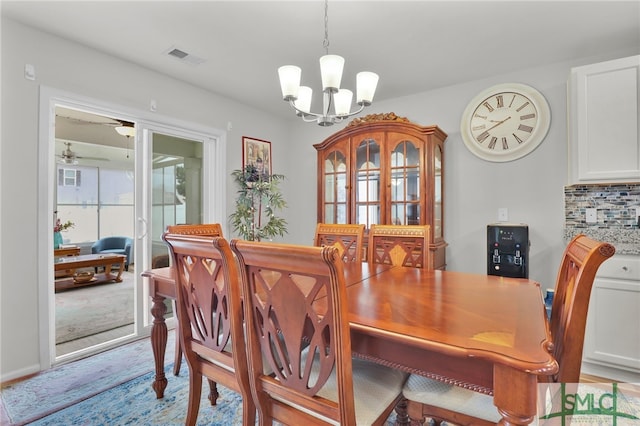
[
  {"x1": 152, "y1": 161, "x2": 186, "y2": 241},
  {"x1": 58, "y1": 168, "x2": 81, "y2": 187},
  {"x1": 56, "y1": 164, "x2": 134, "y2": 244}
]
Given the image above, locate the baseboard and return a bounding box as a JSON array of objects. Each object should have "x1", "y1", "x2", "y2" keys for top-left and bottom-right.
[
  {"x1": 581, "y1": 361, "x2": 640, "y2": 383},
  {"x1": 0, "y1": 363, "x2": 42, "y2": 385}
]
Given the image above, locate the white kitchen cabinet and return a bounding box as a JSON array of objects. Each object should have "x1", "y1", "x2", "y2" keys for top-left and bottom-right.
[
  {"x1": 582, "y1": 254, "x2": 640, "y2": 382},
  {"x1": 568, "y1": 55, "x2": 640, "y2": 184}
]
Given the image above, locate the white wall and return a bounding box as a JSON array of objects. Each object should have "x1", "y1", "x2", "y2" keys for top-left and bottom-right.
[{"x1": 0, "y1": 18, "x2": 291, "y2": 380}]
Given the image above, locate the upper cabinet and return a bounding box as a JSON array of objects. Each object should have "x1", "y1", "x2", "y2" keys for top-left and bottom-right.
[
  {"x1": 314, "y1": 113, "x2": 448, "y2": 269},
  {"x1": 568, "y1": 55, "x2": 640, "y2": 184}
]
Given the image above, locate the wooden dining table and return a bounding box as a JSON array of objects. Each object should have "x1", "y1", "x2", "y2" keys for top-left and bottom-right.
[{"x1": 142, "y1": 262, "x2": 557, "y2": 425}]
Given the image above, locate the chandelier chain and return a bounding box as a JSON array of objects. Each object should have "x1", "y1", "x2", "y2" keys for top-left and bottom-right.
[{"x1": 323, "y1": 0, "x2": 329, "y2": 54}]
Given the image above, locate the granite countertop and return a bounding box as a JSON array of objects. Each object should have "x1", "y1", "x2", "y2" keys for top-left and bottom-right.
[{"x1": 564, "y1": 228, "x2": 640, "y2": 256}]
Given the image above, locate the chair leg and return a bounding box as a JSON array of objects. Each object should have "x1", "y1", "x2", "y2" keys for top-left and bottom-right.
[
  {"x1": 185, "y1": 370, "x2": 203, "y2": 426},
  {"x1": 242, "y1": 398, "x2": 257, "y2": 426},
  {"x1": 207, "y1": 379, "x2": 219, "y2": 406}
]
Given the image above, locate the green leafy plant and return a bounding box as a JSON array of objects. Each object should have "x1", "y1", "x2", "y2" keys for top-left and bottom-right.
[{"x1": 229, "y1": 165, "x2": 288, "y2": 241}]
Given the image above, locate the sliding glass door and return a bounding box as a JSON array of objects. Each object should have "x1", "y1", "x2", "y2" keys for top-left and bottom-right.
[
  {"x1": 137, "y1": 129, "x2": 207, "y2": 329},
  {"x1": 46, "y1": 93, "x2": 224, "y2": 367}
]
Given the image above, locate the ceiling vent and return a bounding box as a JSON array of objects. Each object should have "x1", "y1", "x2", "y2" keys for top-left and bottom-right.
[{"x1": 164, "y1": 46, "x2": 206, "y2": 66}]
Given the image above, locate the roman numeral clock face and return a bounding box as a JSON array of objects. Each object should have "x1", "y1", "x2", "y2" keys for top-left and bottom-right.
[{"x1": 461, "y1": 83, "x2": 551, "y2": 162}]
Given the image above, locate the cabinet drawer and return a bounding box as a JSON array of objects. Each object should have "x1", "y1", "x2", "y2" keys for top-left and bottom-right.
[{"x1": 596, "y1": 255, "x2": 640, "y2": 280}]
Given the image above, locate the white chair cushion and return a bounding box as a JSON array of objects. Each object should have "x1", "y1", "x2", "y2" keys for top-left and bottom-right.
[
  {"x1": 402, "y1": 374, "x2": 501, "y2": 423},
  {"x1": 198, "y1": 336, "x2": 275, "y2": 375},
  {"x1": 274, "y1": 353, "x2": 408, "y2": 426}
]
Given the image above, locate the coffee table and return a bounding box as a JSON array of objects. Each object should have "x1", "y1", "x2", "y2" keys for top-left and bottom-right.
[
  {"x1": 54, "y1": 253, "x2": 126, "y2": 292},
  {"x1": 54, "y1": 246, "x2": 82, "y2": 278}
]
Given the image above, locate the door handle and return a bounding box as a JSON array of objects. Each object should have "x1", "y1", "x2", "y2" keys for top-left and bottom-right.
[{"x1": 137, "y1": 217, "x2": 148, "y2": 239}]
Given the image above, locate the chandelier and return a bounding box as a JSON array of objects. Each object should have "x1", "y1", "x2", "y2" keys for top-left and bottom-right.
[{"x1": 277, "y1": 0, "x2": 379, "y2": 126}]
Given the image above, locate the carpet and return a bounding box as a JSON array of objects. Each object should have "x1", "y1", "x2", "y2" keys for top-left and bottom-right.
[
  {"x1": 29, "y1": 362, "x2": 245, "y2": 426},
  {"x1": 55, "y1": 272, "x2": 173, "y2": 345},
  {"x1": 55, "y1": 276, "x2": 134, "y2": 344},
  {"x1": 1, "y1": 332, "x2": 176, "y2": 425},
  {"x1": 1, "y1": 330, "x2": 399, "y2": 426}
]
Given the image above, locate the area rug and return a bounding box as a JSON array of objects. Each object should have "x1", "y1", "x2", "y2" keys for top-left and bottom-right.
[
  {"x1": 29, "y1": 362, "x2": 245, "y2": 426},
  {"x1": 2, "y1": 328, "x2": 398, "y2": 426},
  {"x1": 1, "y1": 332, "x2": 176, "y2": 425},
  {"x1": 55, "y1": 276, "x2": 134, "y2": 344},
  {"x1": 26, "y1": 364, "x2": 399, "y2": 426}
]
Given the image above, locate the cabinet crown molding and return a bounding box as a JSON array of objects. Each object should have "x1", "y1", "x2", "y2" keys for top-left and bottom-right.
[{"x1": 347, "y1": 112, "x2": 409, "y2": 127}]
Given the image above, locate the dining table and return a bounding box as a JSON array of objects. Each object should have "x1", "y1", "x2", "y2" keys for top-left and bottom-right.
[{"x1": 142, "y1": 261, "x2": 557, "y2": 425}]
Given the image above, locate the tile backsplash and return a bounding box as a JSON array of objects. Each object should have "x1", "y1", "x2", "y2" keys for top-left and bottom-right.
[{"x1": 564, "y1": 183, "x2": 640, "y2": 255}]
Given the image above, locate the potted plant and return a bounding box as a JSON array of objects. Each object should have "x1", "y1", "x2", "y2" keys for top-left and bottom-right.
[
  {"x1": 229, "y1": 165, "x2": 288, "y2": 241},
  {"x1": 53, "y1": 211, "x2": 74, "y2": 249}
]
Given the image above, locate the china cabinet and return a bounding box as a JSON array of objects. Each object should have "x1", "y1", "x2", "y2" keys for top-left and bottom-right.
[
  {"x1": 314, "y1": 113, "x2": 447, "y2": 269},
  {"x1": 568, "y1": 55, "x2": 640, "y2": 183}
]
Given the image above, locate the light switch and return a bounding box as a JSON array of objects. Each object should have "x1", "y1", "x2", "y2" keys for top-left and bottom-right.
[
  {"x1": 586, "y1": 208, "x2": 597, "y2": 224},
  {"x1": 25, "y1": 64, "x2": 35, "y2": 80},
  {"x1": 498, "y1": 208, "x2": 508, "y2": 222}
]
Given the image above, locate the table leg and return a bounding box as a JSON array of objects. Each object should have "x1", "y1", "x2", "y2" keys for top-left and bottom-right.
[
  {"x1": 150, "y1": 293, "x2": 168, "y2": 399},
  {"x1": 114, "y1": 259, "x2": 125, "y2": 281},
  {"x1": 394, "y1": 398, "x2": 410, "y2": 426},
  {"x1": 494, "y1": 364, "x2": 538, "y2": 425},
  {"x1": 104, "y1": 260, "x2": 125, "y2": 282}
]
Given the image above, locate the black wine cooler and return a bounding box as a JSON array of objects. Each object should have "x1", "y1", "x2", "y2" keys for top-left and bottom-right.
[{"x1": 487, "y1": 223, "x2": 529, "y2": 279}]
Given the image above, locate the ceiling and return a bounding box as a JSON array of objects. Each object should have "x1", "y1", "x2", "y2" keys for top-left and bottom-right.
[{"x1": 3, "y1": 1, "x2": 639, "y2": 120}]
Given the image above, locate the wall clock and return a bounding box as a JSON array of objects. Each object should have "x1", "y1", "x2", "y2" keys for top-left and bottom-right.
[{"x1": 460, "y1": 83, "x2": 551, "y2": 162}]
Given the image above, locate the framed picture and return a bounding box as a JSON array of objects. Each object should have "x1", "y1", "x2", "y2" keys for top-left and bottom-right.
[{"x1": 242, "y1": 136, "x2": 272, "y2": 176}]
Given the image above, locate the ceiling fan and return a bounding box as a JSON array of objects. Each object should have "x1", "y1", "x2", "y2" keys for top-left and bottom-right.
[{"x1": 57, "y1": 142, "x2": 110, "y2": 164}]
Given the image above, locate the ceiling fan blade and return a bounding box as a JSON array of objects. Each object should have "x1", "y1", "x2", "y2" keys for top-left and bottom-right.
[{"x1": 76, "y1": 155, "x2": 110, "y2": 161}]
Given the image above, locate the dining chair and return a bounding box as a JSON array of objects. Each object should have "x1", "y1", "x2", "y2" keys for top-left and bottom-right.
[
  {"x1": 164, "y1": 223, "x2": 223, "y2": 376},
  {"x1": 223, "y1": 239, "x2": 408, "y2": 425},
  {"x1": 162, "y1": 233, "x2": 254, "y2": 426},
  {"x1": 313, "y1": 223, "x2": 365, "y2": 262},
  {"x1": 368, "y1": 224, "x2": 431, "y2": 268},
  {"x1": 399, "y1": 234, "x2": 615, "y2": 425}
]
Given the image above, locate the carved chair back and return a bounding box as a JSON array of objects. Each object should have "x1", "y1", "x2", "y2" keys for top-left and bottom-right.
[
  {"x1": 314, "y1": 223, "x2": 365, "y2": 262},
  {"x1": 166, "y1": 223, "x2": 223, "y2": 236},
  {"x1": 162, "y1": 233, "x2": 254, "y2": 426},
  {"x1": 368, "y1": 224, "x2": 431, "y2": 268},
  {"x1": 547, "y1": 234, "x2": 615, "y2": 383},
  {"x1": 161, "y1": 223, "x2": 224, "y2": 376}
]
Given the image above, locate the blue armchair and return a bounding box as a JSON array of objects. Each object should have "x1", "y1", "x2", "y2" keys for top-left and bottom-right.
[{"x1": 91, "y1": 236, "x2": 133, "y2": 271}]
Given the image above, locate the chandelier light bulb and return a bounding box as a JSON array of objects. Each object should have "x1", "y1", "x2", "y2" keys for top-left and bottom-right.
[
  {"x1": 334, "y1": 89, "x2": 353, "y2": 116},
  {"x1": 278, "y1": 65, "x2": 301, "y2": 101},
  {"x1": 356, "y1": 71, "x2": 379, "y2": 105},
  {"x1": 294, "y1": 86, "x2": 313, "y2": 114},
  {"x1": 319, "y1": 54, "x2": 344, "y2": 93}
]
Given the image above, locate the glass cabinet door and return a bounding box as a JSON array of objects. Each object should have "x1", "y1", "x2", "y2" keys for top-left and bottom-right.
[
  {"x1": 355, "y1": 138, "x2": 381, "y2": 227},
  {"x1": 390, "y1": 140, "x2": 420, "y2": 225},
  {"x1": 434, "y1": 145, "x2": 443, "y2": 239},
  {"x1": 322, "y1": 150, "x2": 348, "y2": 223}
]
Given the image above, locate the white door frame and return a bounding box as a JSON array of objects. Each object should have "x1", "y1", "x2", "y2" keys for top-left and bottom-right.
[{"x1": 38, "y1": 86, "x2": 227, "y2": 368}]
